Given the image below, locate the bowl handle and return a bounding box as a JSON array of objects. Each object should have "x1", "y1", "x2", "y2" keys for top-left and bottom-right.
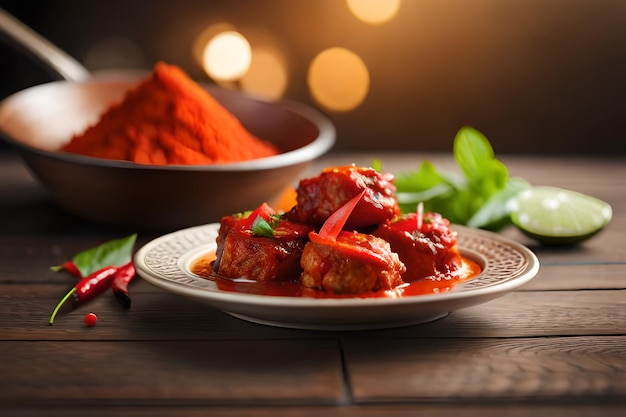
[{"x1": 0, "y1": 8, "x2": 90, "y2": 82}]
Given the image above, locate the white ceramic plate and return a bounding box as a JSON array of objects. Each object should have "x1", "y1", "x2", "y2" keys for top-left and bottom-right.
[{"x1": 135, "y1": 223, "x2": 539, "y2": 330}]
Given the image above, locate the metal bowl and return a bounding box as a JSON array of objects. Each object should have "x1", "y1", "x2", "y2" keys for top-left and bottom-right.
[{"x1": 0, "y1": 76, "x2": 335, "y2": 231}]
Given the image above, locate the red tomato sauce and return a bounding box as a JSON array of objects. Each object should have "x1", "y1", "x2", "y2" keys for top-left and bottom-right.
[{"x1": 190, "y1": 252, "x2": 481, "y2": 299}]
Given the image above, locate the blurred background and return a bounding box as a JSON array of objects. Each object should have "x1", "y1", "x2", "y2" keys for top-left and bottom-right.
[{"x1": 1, "y1": 0, "x2": 625, "y2": 155}]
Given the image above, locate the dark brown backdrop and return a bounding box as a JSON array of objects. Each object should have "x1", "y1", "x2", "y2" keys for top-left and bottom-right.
[{"x1": 1, "y1": 0, "x2": 625, "y2": 155}]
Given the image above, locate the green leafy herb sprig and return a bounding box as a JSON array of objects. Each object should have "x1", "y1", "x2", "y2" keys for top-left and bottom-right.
[
  {"x1": 391, "y1": 127, "x2": 530, "y2": 231},
  {"x1": 51, "y1": 234, "x2": 137, "y2": 277},
  {"x1": 251, "y1": 216, "x2": 276, "y2": 237},
  {"x1": 250, "y1": 214, "x2": 292, "y2": 238}
]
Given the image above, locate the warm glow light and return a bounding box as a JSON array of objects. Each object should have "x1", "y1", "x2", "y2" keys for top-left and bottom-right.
[
  {"x1": 240, "y1": 47, "x2": 288, "y2": 99},
  {"x1": 193, "y1": 23, "x2": 236, "y2": 66},
  {"x1": 202, "y1": 31, "x2": 251, "y2": 82},
  {"x1": 347, "y1": 0, "x2": 401, "y2": 24},
  {"x1": 307, "y1": 47, "x2": 370, "y2": 112}
]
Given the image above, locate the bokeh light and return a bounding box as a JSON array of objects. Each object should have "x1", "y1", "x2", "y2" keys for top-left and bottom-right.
[
  {"x1": 193, "y1": 23, "x2": 236, "y2": 67},
  {"x1": 347, "y1": 0, "x2": 401, "y2": 25},
  {"x1": 202, "y1": 31, "x2": 251, "y2": 82},
  {"x1": 240, "y1": 47, "x2": 288, "y2": 99},
  {"x1": 307, "y1": 47, "x2": 370, "y2": 112}
]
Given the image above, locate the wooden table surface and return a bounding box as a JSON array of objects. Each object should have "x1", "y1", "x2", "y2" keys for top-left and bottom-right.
[{"x1": 1, "y1": 151, "x2": 625, "y2": 417}]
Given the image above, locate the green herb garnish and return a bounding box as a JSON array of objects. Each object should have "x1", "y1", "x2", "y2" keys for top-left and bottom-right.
[
  {"x1": 64, "y1": 234, "x2": 137, "y2": 277},
  {"x1": 251, "y1": 216, "x2": 275, "y2": 237},
  {"x1": 394, "y1": 126, "x2": 530, "y2": 231}
]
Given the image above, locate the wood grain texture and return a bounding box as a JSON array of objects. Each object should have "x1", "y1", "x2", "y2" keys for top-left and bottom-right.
[
  {"x1": 2, "y1": 403, "x2": 626, "y2": 417},
  {"x1": 343, "y1": 336, "x2": 626, "y2": 401},
  {"x1": 0, "y1": 340, "x2": 345, "y2": 405},
  {"x1": 1, "y1": 153, "x2": 625, "y2": 416},
  {"x1": 1, "y1": 285, "x2": 625, "y2": 341},
  {"x1": 521, "y1": 264, "x2": 626, "y2": 291}
]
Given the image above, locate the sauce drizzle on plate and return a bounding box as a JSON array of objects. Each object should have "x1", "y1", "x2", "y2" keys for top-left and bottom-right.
[{"x1": 190, "y1": 252, "x2": 481, "y2": 299}]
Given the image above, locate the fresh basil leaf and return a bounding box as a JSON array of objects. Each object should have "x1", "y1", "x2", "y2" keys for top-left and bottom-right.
[
  {"x1": 447, "y1": 187, "x2": 482, "y2": 224},
  {"x1": 486, "y1": 159, "x2": 509, "y2": 190},
  {"x1": 454, "y1": 127, "x2": 496, "y2": 182},
  {"x1": 395, "y1": 161, "x2": 439, "y2": 191},
  {"x1": 454, "y1": 127, "x2": 510, "y2": 213},
  {"x1": 396, "y1": 182, "x2": 454, "y2": 205},
  {"x1": 392, "y1": 127, "x2": 525, "y2": 231},
  {"x1": 468, "y1": 158, "x2": 509, "y2": 199},
  {"x1": 72, "y1": 234, "x2": 137, "y2": 277},
  {"x1": 467, "y1": 177, "x2": 531, "y2": 230},
  {"x1": 396, "y1": 160, "x2": 471, "y2": 224}
]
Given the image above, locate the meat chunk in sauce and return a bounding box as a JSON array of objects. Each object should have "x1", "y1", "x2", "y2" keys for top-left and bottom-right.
[
  {"x1": 300, "y1": 231, "x2": 406, "y2": 294},
  {"x1": 208, "y1": 166, "x2": 469, "y2": 297},
  {"x1": 212, "y1": 203, "x2": 312, "y2": 282},
  {"x1": 372, "y1": 212, "x2": 463, "y2": 282},
  {"x1": 286, "y1": 165, "x2": 400, "y2": 230}
]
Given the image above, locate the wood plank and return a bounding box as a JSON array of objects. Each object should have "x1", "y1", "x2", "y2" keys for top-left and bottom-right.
[
  {"x1": 0, "y1": 234, "x2": 160, "y2": 284},
  {"x1": 1, "y1": 285, "x2": 624, "y2": 340},
  {"x1": 520, "y1": 264, "x2": 626, "y2": 291},
  {"x1": 0, "y1": 340, "x2": 345, "y2": 406},
  {"x1": 2, "y1": 403, "x2": 626, "y2": 417},
  {"x1": 343, "y1": 336, "x2": 626, "y2": 402},
  {"x1": 0, "y1": 283, "x2": 333, "y2": 341},
  {"x1": 365, "y1": 290, "x2": 626, "y2": 338},
  {"x1": 6, "y1": 338, "x2": 619, "y2": 410}
]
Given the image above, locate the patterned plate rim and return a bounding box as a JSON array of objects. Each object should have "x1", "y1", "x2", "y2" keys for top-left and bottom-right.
[{"x1": 134, "y1": 223, "x2": 540, "y2": 308}]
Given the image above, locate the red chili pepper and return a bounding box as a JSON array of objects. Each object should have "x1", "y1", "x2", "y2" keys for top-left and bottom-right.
[
  {"x1": 239, "y1": 202, "x2": 275, "y2": 229},
  {"x1": 317, "y1": 190, "x2": 366, "y2": 240},
  {"x1": 309, "y1": 190, "x2": 388, "y2": 268},
  {"x1": 111, "y1": 262, "x2": 136, "y2": 309},
  {"x1": 50, "y1": 260, "x2": 82, "y2": 278},
  {"x1": 49, "y1": 265, "x2": 119, "y2": 324}
]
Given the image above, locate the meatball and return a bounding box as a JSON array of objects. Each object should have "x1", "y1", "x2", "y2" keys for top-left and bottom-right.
[
  {"x1": 212, "y1": 203, "x2": 312, "y2": 282},
  {"x1": 300, "y1": 231, "x2": 406, "y2": 294},
  {"x1": 286, "y1": 165, "x2": 400, "y2": 230},
  {"x1": 372, "y1": 212, "x2": 463, "y2": 281}
]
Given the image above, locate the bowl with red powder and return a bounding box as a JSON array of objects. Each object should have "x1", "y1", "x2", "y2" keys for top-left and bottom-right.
[{"x1": 0, "y1": 62, "x2": 335, "y2": 231}]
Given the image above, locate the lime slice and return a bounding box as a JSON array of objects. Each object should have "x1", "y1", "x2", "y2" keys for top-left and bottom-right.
[{"x1": 509, "y1": 186, "x2": 612, "y2": 245}]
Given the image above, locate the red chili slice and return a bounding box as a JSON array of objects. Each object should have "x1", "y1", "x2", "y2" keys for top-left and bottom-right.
[{"x1": 318, "y1": 190, "x2": 366, "y2": 239}]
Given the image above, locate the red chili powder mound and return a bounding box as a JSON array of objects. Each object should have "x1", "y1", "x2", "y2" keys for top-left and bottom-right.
[{"x1": 61, "y1": 62, "x2": 279, "y2": 165}]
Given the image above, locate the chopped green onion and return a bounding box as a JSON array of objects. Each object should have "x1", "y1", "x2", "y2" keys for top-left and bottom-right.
[{"x1": 251, "y1": 216, "x2": 274, "y2": 237}]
